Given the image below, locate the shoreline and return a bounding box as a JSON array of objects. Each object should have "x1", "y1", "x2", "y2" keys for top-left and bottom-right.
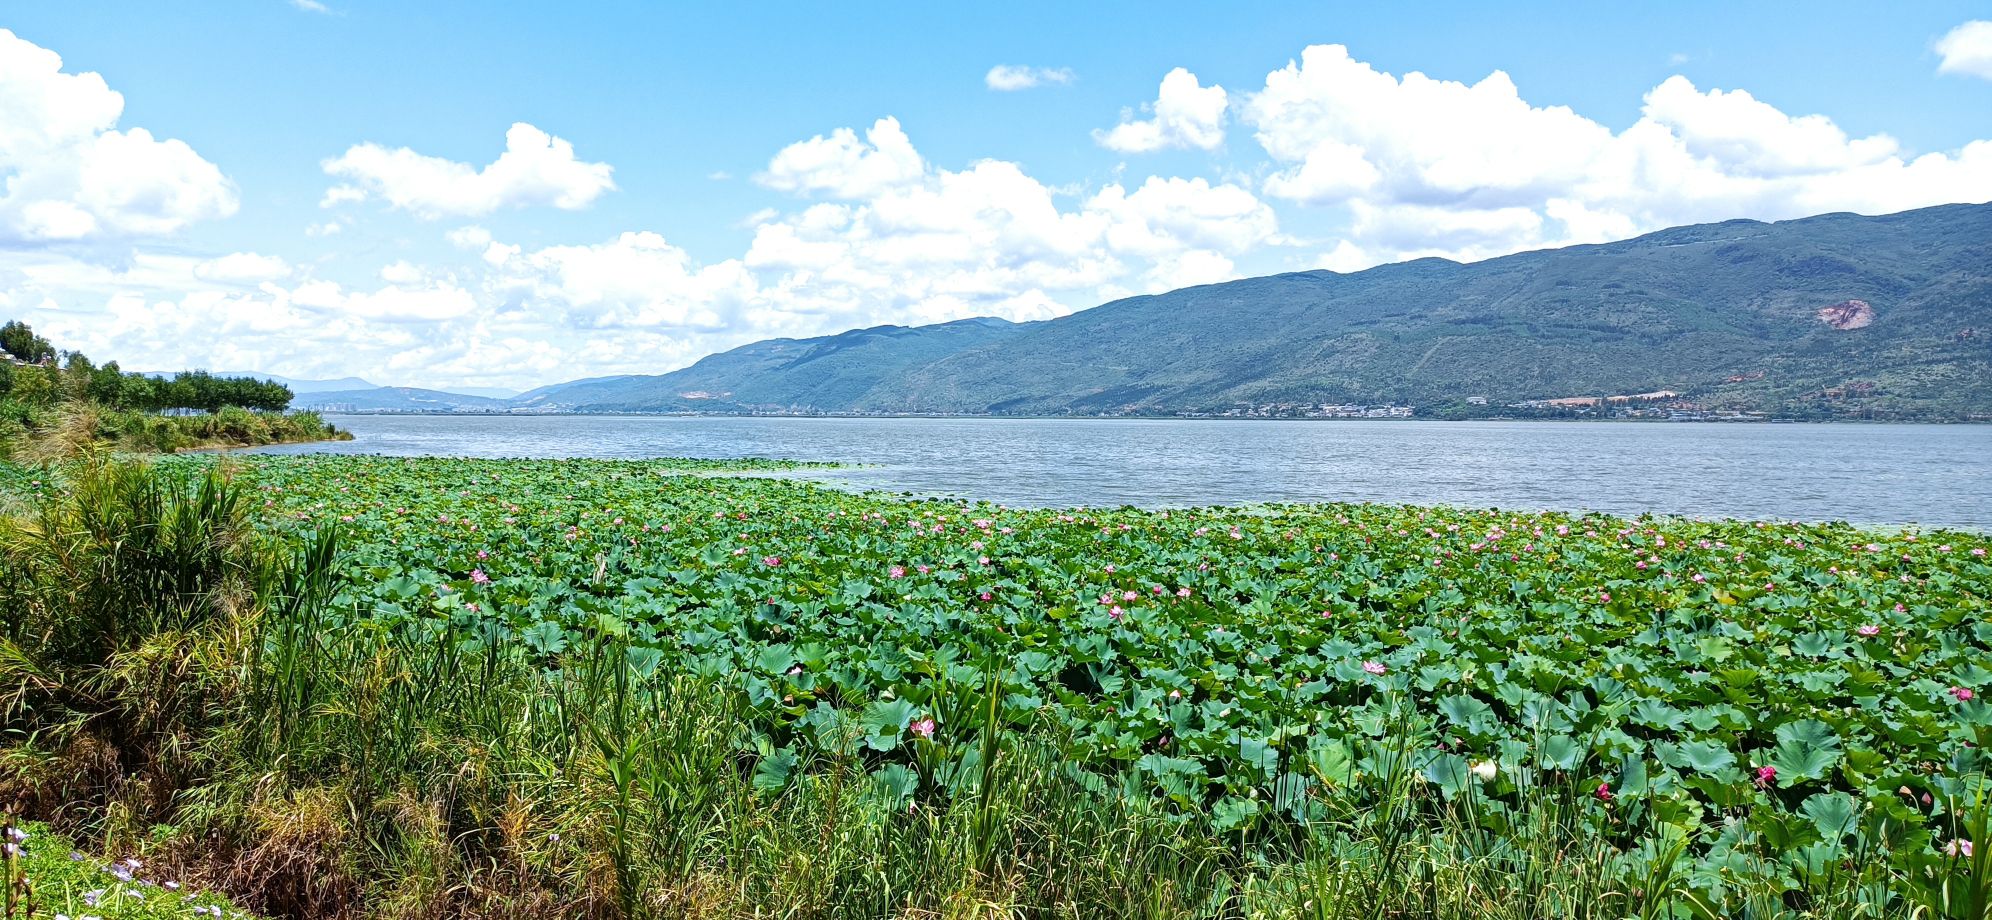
[
  {"x1": 307, "y1": 410, "x2": 1991, "y2": 425},
  {"x1": 170, "y1": 429, "x2": 355, "y2": 454}
]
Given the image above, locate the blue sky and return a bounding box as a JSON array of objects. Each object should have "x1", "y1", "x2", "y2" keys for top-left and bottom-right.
[{"x1": 3, "y1": 1, "x2": 1990, "y2": 391}]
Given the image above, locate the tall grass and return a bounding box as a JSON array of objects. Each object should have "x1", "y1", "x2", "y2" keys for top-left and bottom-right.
[
  {"x1": 0, "y1": 401, "x2": 345, "y2": 462},
  {"x1": 1, "y1": 458, "x2": 1985, "y2": 919}
]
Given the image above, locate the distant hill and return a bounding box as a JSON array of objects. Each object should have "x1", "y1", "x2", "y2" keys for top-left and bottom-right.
[
  {"x1": 514, "y1": 317, "x2": 1026, "y2": 412},
  {"x1": 197, "y1": 372, "x2": 377, "y2": 394},
  {"x1": 155, "y1": 373, "x2": 518, "y2": 404},
  {"x1": 292, "y1": 387, "x2": 512, "y2": 413},
  {"x1": 507, "y1": 202, "x2": 1990, "y2": 420}
]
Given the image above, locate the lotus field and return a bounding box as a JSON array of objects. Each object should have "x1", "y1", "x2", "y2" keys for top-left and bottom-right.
[
  {"x1": 213, "y1": 458, "x2": 1984, "y2": 889},
  {"x1": 12, "y1": 452, "x2": 1987, "y2": 917}
]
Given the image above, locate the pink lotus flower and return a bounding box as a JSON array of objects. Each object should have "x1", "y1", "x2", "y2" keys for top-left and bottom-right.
[
  {"x1": 1856, "y1": 624, "x2": 1881, "y2": 637},
  {"x1": 762, "y1": 556, "x2": 781, "y2": 567},
  {"x1": 1108, "y1": 606, "x2": 1124, "y2": 620},
  {"x1": 1122, "y1": 590, "x2": 1139, "y2": 601},
  {"x1": 1362, "y1": 661, "x2": 1387, "y2": 675},
  {"x1": 1176, "y1": 587, "x2": 1192, "y2": 598},
  {"x1": 1953, "y1": 687, "x2": 1976, "y2": 702},
  {"x1": 1755, "y1": 765, "x2": 1776, "y2": 788},
  {"x1": 477, "y1": 549, "x2": 489, "y2": 560},
  {"x1": 888, "y1": 565, "x2": 905, "y2": 579},
  {"x1": 911, "y1": 718, "x2": 935, "y2": 739},
  {"x1": 1595, "y1": 782, "x2": 1613, "y2": 801},
  {"x1": 470, "y1": 568, "x2": 489, "y2": 584}
]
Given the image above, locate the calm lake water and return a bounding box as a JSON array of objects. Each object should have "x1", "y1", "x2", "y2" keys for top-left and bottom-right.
[{"x1": 253, "y1": 415, "x2": 1992, "y2": 529}]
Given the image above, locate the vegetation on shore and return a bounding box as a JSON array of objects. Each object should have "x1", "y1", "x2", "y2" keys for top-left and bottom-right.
[
  {"x1": 2, "y1": 454, "x2": 1987, "y2": 918},
  {"x1": 0, "y1": 321, "x2": 347, "y2": 460}
]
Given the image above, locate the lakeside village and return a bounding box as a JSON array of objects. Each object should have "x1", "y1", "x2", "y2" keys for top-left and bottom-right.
[
  {"x1": 1127, "y1": 390, "x2": 1765, "y2": 421},
  {"x1": 305, "y1": 388, "x2": 1774, "y2": 421}
]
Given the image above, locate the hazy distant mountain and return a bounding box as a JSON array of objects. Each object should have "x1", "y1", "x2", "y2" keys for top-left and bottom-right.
[
  {"x1": 513, "y1": 317, "x2": 1026, "y2": 412},
  {"x1": 291, "y1": 387, "x2": 512, "y2": 413},
  {"x1": 158, "y1": 372, "x2": 518, "y2": 404},
  {"x1": 140, "y1": 371, "x2": 379, "y2": 394},
  {"x1": 507, "y1": 202, "x2": 1990, "y2": 419},
  {"x1": 440, "y1": 386, "x2": 520, "y2": 399}
]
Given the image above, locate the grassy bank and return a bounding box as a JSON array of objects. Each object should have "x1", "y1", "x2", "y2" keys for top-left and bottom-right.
[
  {"x1": 2, "y1": 455, "x2": 1988, "y2": 918},
  {"x1": 0, "y1": 401, "x2": 348, "y2": 461}
]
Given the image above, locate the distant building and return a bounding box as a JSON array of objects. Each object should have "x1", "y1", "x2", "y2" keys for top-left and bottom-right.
[{"x1": 1607, "y1": 390, "x2": 1679, "y2": 404}]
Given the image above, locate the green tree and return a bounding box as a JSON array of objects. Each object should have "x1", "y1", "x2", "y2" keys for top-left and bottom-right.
[{"x1": 0, "y1": 320, "x2": 55, "y2": 364}]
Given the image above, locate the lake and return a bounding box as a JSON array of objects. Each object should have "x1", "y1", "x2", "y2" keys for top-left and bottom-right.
[{"x1": 252, "y1": 415, "x2": 1992, "y2": 529}]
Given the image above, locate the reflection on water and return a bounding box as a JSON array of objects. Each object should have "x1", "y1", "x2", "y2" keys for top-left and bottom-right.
[{"x1": 252, "y1": 416, "x2": 1992, "y2": 529}]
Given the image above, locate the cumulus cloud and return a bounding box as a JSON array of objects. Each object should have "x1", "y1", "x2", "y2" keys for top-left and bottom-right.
[
  {"x1": 321, "y1": 122, "x2": 616, "y2": 218},
  {"x1": 0, "y1": 29, "x2": 237, "y2": 243},
  {"x1": 29, "y1": 39, "x2": 1992, "y2": 392},
  {"x1": 743, "y1": 120, "x2": 1279, "y2": 324},
  {"x1": 757, "y1": 117, "x2": 926, "y2": 198},
  {"x1": 1244, "y1": 43, "x2": 1992, "y2": 268},
  {"x1": 487, "y1": 231, "x2": 750, "y2": 330},
  {"x1": 1937, "y1": 21, "x2": 1992, "y2": 79},
  {"x1": 1096, "y1": 68, "x2": 1228, "y2": 152},
  {"x1": 985, "y1": 65, "x2": 1075, "y2": 91},
  {"x1": 20, "y1": 112, "x2": 1285, "y2": 389},
  {"x1": 194, "y1": 252, "x2": 292, "y2": 283}
]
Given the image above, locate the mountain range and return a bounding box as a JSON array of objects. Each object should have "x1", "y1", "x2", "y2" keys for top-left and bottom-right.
[{"x1": 300, "y1": 202, "x2": 1992, "y2": 420}]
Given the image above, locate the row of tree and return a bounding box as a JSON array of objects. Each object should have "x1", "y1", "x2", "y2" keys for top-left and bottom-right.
[{"x1": 1, "y1": 320, "x2": 294, "y2": 413}]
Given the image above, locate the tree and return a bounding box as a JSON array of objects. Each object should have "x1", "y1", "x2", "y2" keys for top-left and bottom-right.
[{"x1": 0, "y1": 320, "x2": 55, "y2": 364}]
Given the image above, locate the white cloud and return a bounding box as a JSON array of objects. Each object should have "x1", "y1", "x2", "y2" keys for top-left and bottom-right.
[
  {"x1": 26, "y1": 39, "x2": 1992, "y2": 393},
  {"x1": 1937, "y1": 20, "x2": 1992, "y2": 79},
  {"x1": 321, "y1": 122, "x2": 616, "y2": 218},
  {"x1": 378, "y1": 260, "x2": 423, "y2": 284},
  {"x1": 489, "y1": 231, "x2": 749, "y2": 330},
  {"x1": 445, "y1": 225, "x2": 492, "y2": 249},
  {"x1": 757, "y1": 117, "x2": 926, "y2": 198},
  {"x1": 195, "y1": 252, "x2": 292, "y2": 283},
  {"x1": 291, "y1": 0, "x2": 331, "y2": 13},
  {"x1": 0, "y1": 29, "x2": 237, "y2": 243},
  {"x1": 289, "y1": 278, "x2": 478, "y2": 323},
  {"x1": 742, "y1": 121, "x2": 1278, "y2": 320},
  {"x1": 1244, "y1": 43, "x2": 1992, "y2": 268},
  {"x1": 985, "y1": 65, "x2": 1075, "y2": 91},
  {"x1": 1096, "y1": 67, "x2": 1228, "y2": 153}
]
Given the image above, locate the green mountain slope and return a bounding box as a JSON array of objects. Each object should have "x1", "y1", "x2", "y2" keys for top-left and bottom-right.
[
  {"x1": 520, "y1": 317, "x2": 1025, "y2": 412},
  {"x1": 531, "y1": 203, "x2": 1992, "y2": 419}
]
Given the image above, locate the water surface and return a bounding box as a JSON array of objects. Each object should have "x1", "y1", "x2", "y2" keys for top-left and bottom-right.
[{"x1": 255, "y1": 415, "x2": 1992, "y2": 529}]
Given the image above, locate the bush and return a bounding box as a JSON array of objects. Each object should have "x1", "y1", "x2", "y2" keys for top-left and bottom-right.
[{"x1": 0, "y1": 457, "x2": 270, "y2": 829}]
